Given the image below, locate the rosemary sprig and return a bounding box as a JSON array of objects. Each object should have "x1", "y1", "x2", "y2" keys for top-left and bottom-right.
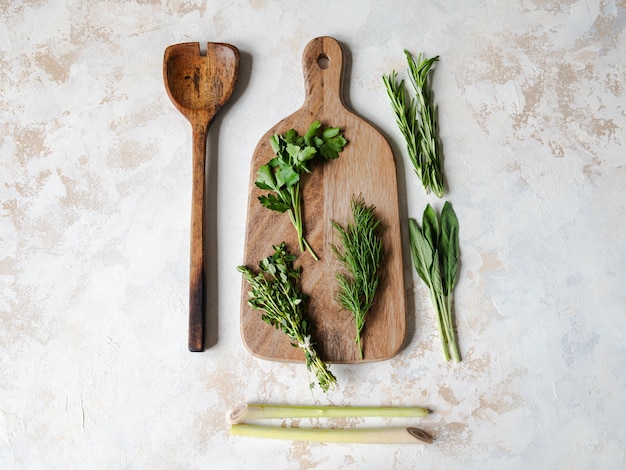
[
  {"x1": 330, "y1": 196, "x2": 384, "y2": 360},
  {"x1": 237, "y1": 242, "x2": 337, "y2": 392},
  {"x1": 383, "y1": 51, "x2": 444, "y2": 197}
]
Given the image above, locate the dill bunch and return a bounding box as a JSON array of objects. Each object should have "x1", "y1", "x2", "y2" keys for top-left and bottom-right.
[{"x1": 331, "y1": 196, "x2": 384, "y2": 360}]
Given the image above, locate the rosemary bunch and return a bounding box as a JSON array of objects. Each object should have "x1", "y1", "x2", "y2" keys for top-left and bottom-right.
[
  {"x1": 237, "y1": 242, "x2": 337, "y2": 392},
  {"x1": 383, "y1": 51, "x2": 444, "y2": 197},
  {"x1": 331, "y1": 196, "x2": 384, "y2": 360}
]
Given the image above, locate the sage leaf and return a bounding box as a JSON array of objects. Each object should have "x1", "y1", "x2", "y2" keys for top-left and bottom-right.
[
  {"x1": 440, "y1": 201, "x2": 459, "y2": 293},
  {"x1": 422, "y1": 204, "x2": 439, "y2": 251},
  {"x1": 408, "y1": 218, "x2": 433, "y2": 287}
]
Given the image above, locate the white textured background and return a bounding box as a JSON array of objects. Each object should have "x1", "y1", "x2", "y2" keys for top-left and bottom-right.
[{"x1": 1, "y1": 1, "x2": 625, "y2": 468}]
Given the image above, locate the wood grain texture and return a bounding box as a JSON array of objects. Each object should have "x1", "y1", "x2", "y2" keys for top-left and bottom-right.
[
  {"x1": 240, "y1": 37, "x2": 405, "y2": 363},
  {"x1": 164, "y1": 42, "x2": 239, "y2": 351}
]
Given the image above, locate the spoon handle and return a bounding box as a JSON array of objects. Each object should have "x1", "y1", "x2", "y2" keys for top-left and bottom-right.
[{"x1": 189, "y1": 123, "x2": 207, "y2": 352}]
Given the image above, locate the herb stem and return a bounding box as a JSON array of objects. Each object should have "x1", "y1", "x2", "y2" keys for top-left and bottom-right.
[
  {"x1": 287, "y1": 184, "x2": 319, "y2": 259},
  {"x1": 228, "y1": 404, "x2": 431, "y2": 423},
  {"x1": 230, "y1": 424, "x2": 434, "y2": 444},
  {"x1": 444, "y1": 294, "x2": 461, "y2": 362},
  {"x1": 429, "y1": 290, "x2": 450, "y2": 361}
]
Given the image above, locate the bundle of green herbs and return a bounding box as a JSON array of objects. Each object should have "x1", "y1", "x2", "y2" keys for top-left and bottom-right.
[
  {"x1": 408, "y1": 202, "x2": 461, "y2": 362},
  {"x1": 383, "y1": 51, "x2": 444, "y2": 197},
  {"x1": 384, "y1": 50, "x2": 463, "y2": 362},
  {"x1": 255, "y1": 121, "x2": 347, "y2": 260},
  {"x1": 330, "y1": 195, "x2": 384, "y2": 360},
  {"x1": 237, "y1": 242, "x2": 337, "y2": 392}
]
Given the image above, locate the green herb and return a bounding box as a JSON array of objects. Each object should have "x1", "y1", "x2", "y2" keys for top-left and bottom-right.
[
  {"x1": 230, "y1": 424, "x2": 434, "y2": 445},
  {"x1": 228, "y1": 403, "x2": 430, "y2": 424},
  {"x1": 256, "y1": 121, "x2": 347, "y2": 260},
  {"x1": 237, "y1": 242, "x2": 337, "y2": 392},
  {"x1": 383, "y1": 51, "x2": 444, "y2": 197},
  {"x1": 408, "y1": 202, "x2": 461, "y2": 362},
  {"x1": 330, "y1": 195, "x2": 384, "y2": 360},
  {"x1": 228, "y1": 403, "x2": 433, "y2": 443}
]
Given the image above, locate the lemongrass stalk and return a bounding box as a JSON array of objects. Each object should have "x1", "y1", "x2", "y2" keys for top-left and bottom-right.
[
  {"x1": 230, "y1": 424, "x2": 434, "y2": 444},
  {"x1": 228, "y1": 404, "x2": 430, "y2": 424}
]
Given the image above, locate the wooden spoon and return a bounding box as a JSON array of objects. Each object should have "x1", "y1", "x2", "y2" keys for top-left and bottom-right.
[{"x1": 163, "y1": 42, "x2": 239, "y2": 351}]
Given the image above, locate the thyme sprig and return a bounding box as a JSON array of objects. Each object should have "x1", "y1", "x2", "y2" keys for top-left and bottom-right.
[
  {"x1": 237, "y1": 242, "x2": 337, "y2": 392},
  {"x1": 383, "y1": 51, "x2": 444, "y2": 197},
  {"x1": 330, "y1": 196, "x2": 384, "y2": 360}
]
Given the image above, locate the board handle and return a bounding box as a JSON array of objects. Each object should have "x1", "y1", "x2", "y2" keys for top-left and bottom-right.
[{"x1": 301, "y1": 36, "x2": 345, "y2": 109}]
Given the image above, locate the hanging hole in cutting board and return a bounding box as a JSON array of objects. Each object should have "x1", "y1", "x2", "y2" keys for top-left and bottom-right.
[{"x1": 317, "y1": 53, "x2": 330, "y2": 69}]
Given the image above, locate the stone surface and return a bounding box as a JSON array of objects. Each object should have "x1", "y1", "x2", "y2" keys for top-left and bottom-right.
[{"x1": 1, "y1": 1, "x2": 624, "y2": 468}]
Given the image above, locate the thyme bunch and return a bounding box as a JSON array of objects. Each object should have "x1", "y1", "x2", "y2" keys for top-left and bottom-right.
[{"x1": 238, "y1": 242, "x2": 337, "y2": 392}]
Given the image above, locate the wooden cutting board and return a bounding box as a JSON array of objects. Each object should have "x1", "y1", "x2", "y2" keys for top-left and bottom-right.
[{"x1": 240, "y1": 37, "x2": 405, "y2": 364}]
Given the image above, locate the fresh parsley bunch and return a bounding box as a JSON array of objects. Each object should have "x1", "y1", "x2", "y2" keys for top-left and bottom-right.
[{"x1": 255, "y1": 121, "x2": 347, "y2": 260}]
